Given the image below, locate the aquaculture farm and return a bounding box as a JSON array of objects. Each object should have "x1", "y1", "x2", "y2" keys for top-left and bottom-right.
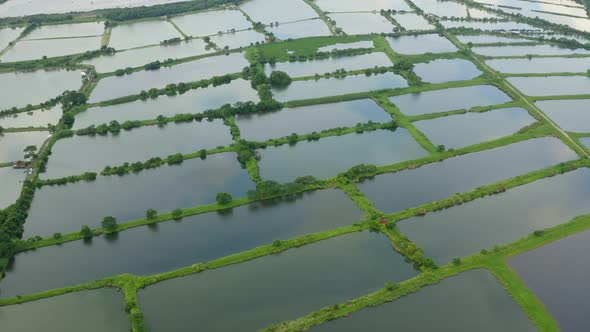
[{"x1": 0, "y1": 0, "x2": 590, "y2": 330}]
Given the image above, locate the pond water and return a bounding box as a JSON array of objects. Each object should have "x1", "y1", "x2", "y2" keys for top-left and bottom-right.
[
  {"x1": 43, "y1": 120, "x2": 233, "y2": 178},
  {"x1": 240, "y1": 0, "x2": 318, "y2": 25},
  {"x1": 0, "y1": 105, "x2": 61, "y2": 128},
  {"x1": 476, "y1": 0, "x2": 587, "y2": 17},
  {"x1": 315, "y1": 0, "x2": 411, "y2": 12},
  {"x1": 390, "y1": 85, "x2": 511, "y2": 116},
  {"x1": 108, "y1": 20, "x2": 181, "y2": 50},
  {"x1": 0, "y1": 69, "x2": 81, "y2": 110},
  {"x1": 387, "y1": 34, "x2": 457, "y2": 54},
  {"x1": 89, "y1": 52, "x2": 248, "y2": 102},
  {"x1": 393, "y1": 13, "x2": 434, "y2": 31},
  {"x1": 171, "y1": 9, "x2": 252, "y2": 37},
  {"x1": 1, "y1": 189, "x2": 363, "y2": 298},
  {"x1": 0, "y1": 131, "x2": 48, "y2": 163},
  {"x1": 272, "y1": 72, "x2": 407, "y2": 102},
  {"x1": 457, "y1": 34, "x2": 533, "y2": 44},
  {"x1": 0, "y1": 0, "x2": 192, "y2": 17},
  {"x1": 84, "y1": 38, "x2": 212, "y2": 73},
  {"x1": 25, "y1": 152, "x2": 254, "y2": 237},
  {"x1": 530, "y1": 11, "x2": 590, "y2": 33},
  {"x1": 317, "y1": 40, "x2": 374, "y2": 52},
  {"x1": 312, "y1": 269, "x2": 536, "y2": 332},
  {"x1": 508, "y1": 76, "x2": 590, "y2": 96},
  {"x1": 399, "y1": 168, "x2": 590, "y2": 264},
  {"x1": 582, "y1": 137, "x2": 590, "y2": 150},
  {"x1": 264, "y1": 52, "x2": 392, "y2": 78},
  {"x1": 414, "y1": 59, "x2": 482, "y2": 83},
  {"x1": 75, "y1": 79, "x2": 258, "y2": 128},
  {"x1": 536, "y1": 99, "x2": 590, "y2": 132},
  {"x1": 1, "y1": 37, "x2": 101, "y2": 62},
  {"x1": 441, "y1": 20, "x2": 542, "y2": 31},
  {"x1": 469, "y1": 7, "x2": 501, "y2": 19},
  {"x1": 412, "y1": 0, "x2": 468, "y2": 18},
  {"x1": 328, "y1": 13, "x2": 396, "y2": 35},
  {"x1": 139, "y1": 231, "x2": 417, "y2": 332},
  {"x1": 0, "y1": 27, "x2": 23, "y2": 49},
  {"x1": 209, "y1": 30, "x2": 266, "y2": 49},
  {"x1": 473, "y1": 44, "x2": 590, "y2": 57},
  {"x1": 486, "y1": 57, "x2": 590, "y2": 73},
  {"x1": 267, "y1": 19, "x2": 331, "y2": 40},
  {"x1": 0, "y1": 289, "x2": 129, "y2": 331},
  {"x1": 0, "y1": 167, "x2": 25, "y2": 209},
  {"x1": 236, "y1": 99, "x2": 392, "y2": 141},
  {"x1": 258, "y1": 129, "x2": 427, "y2": 182},
  {"x1": 414, "y1": 107, "x2": 535, "y2": 148},
  {"x1": 24, "y1": 22, "x2": 104, "y2": 40},
  {"x1": 359, "y1": 137, "x2": 575, "y2": 213},
  {"x1": 510, "y1": 229, "x2": 590, "y2": 332}
]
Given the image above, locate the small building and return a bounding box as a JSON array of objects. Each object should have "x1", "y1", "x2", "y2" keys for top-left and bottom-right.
[{"x1": 12, "y1": 161, "x2": 27, "y2": 169}]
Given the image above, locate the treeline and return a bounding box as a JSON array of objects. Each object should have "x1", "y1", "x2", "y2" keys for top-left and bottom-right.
[
  {"x1": 0, "y1": 47, "x2": 114, "y2": 70},
  {"x1": 0, "y1": 180, "x2": 35, "y2": 264},
  {"x1": 36, "y1": 172, "x2": 97, "y2": 187},
  {"x1": 101, "y1": 153, "x2": 187, "y2": 175},
  {"x1": 257, "y1": 48, "x2": 375, "y2": 64},
  {"x1": 246, "y1": 177, "x2": 318, "y2": 200}
]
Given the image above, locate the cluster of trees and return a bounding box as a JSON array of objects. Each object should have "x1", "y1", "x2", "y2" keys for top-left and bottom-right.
[
  {"x1": 0, "y1": 180, "x2": 35, "y2": 258},
  {"x1": 114, "y1": 67, "x2": 134, "y2": 76},
  {"x1": 340, "y1": 164, "x2": 378, "y2": 180},
  {"x1": 75, "y1": 120, "x2": 143, "y2": 136},
  {"x1": 268, "y1": 71, "x2": 292, "y2": 87},
  {"x1": 103, "y1": 0, "x2": 240, "y2": 21},
  {"x1": 161, "y1": 37, "x2": 182, "y2": 46},
  {"x1": 36, "y1": 172, "x2": 97, "y2": 187},
  {"x1": 101, "y1": 153, "x2": 184, "y2": 176},
  {"x1": 137, "y1": 74, "x2": 233, "y2": 100},
  {"x1": 246, "y1": 177, "x2": 317, "y2": 200}
]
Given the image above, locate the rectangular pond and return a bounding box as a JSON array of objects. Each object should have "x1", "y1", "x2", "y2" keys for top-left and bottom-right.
[
  {"x1": 264, "y1": 52, "x2": 392, "y2": 78},
  {"x1": 412, "y1": 0, "x2": 468, "y2": 18},
  {"x1": 486, "y1": 57, "x2": 590, "y2": 74},
  {"x1": 24, "y1": 22, "x2": 104, "y2": 39},
  {"x1": 507, "y1": 76, "x2": 590, "y2": 96},
  {"x1": 74, "y1": 79, "x2": 258, "y2": 129},
  {"x1": 0, "y1": 105, "x2": 61, "y2": 128},
  {"x1": 393, "y1": 13, "x2": 434, "y2": 31},
  {"x1": 359, "y1": 137, "x2": 576, "y2": 213},
  {"x1": 389, "y1": 85, "x2": 511, "y2": 116},
  {"x1": 240, "y1": 0, "x2": 318, "y2": 24},
  {"x1": 311, "y1": 269, "x2": 536, "y2": 332},
  {"x1": 0, "y1": 167, "x2": 25, "y2": 209},
  {"x1": 386, "y1": 34, "x2": 457, "y2": 54},
  {"x1": 0, "y1": 131, "x2": 48, "y2": 163},
  {"x1": 171, "y1": 9, "x2": 252, "y2": 37},
  {"x1": 258, "y1": 128, "x2": 427, "y2": 182},
  {"x1": 456, "y1": 34, "x2": 534, "y2": 44},
  {"x1": 108, "y1": 20, "x2": 181, "y2": 50},
  {"x1": 267, "y1": 19, "x2": 331, "y2": 40},
  {"x1": 328, "y1": 13, "x2": 395, "y2": 35},
  {"x1": 472, "y1": 44, "x2": 590, "y2": 57},
  {"x1": 0, "y1": 69, "x2": 81, "y2": 110},
  {"x1": 536, "y1": 99, "x2": 590, "y2": 133},
  {"x1": 271, "y1": 72, "x2": 407, "y2": 102},
  {"x1": 315, "y1": 0, "x2": 411, "y2": 12},
  {"x1": 414, "y1": 107, "x2": 536, "y2": 148},
  {"x1": 1, "y1": 37, "x2": 102, "y2": 62},
  {"x1": 414, "y1": 59, "x2": 482, "y2": 84},
  {"x1": 236, "y1": 99, "x2": 392, "y2": 141},
  {"x1": 89, "y1": 52, "x2": 248, "y2": 102},
  {"x1": 398, "y1": 168, "x2": 590, "y2": 264},
  {"x1": 84, "y1": 38, "x2": 212, "y2": 73},
  {"x1": 510, "y1": 229, "x2": 590, "y2": 332},
  {"x1": 43, "y1": 119, "x2": 233, "y2": 178},
  {"x1": 441, "y1": 21, "x2": 541, "y2": 31},
  {"x1": 138, "y1": 231, "x2": 418, "y2": 332},
  {"x1": 0, "y1": 289, "x2": 129, "y2": 332},
  {"x1": 0, "y1": 189, "x2": 363, "y2": 298},
  {"x1": 25, "y1": 152, "x2": 255, "y2": 238},
  {"x1": 209, "y1": 30, "x2": 266, "y2": 50}
]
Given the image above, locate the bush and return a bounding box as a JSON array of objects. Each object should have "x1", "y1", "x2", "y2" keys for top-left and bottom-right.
[
  {"x1": 53, "y1": 233, "x2": 62, "y2": 240},
  {"x1": 272, "y1": 240, "x2": 283, "y2": 247},
  {"x1": 101, "y1": 216, "x2": 118, "y2": 233},
  {"x1": 269, "y1": 71, "x2": 292, "y2": 88},
  {"x1": 452, "y1": 257, "x2": 461, "y2": 266},
  {"x1": 216, "y1": 192, "x2": 233, "y2": 205},
  {"x1": 172, "y1": 208, "x2": 183, "y2": 220},
  {"x1": 384, "y1": 281, "x2": 397, "y2": 291},
  {"x1": 146, "y1": 208, "x2": 157, "y2": 220},
  {"x1": 80, "y1": 225, "x2": 93, "y2": 239}
]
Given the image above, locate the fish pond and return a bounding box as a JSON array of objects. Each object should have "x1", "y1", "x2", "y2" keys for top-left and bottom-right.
[
  {"x1": 386, "y1": 34, "x2": 457, "y2": 54},
  {"x1": 536, "y1": 99, "x2": 590, "y2": 133},
  {"x1": 507, "y1": 76, "x2": 590, "y2": 96},
  {"x1": 414, "y1": 59, "x2": 481, "y2": 84}
]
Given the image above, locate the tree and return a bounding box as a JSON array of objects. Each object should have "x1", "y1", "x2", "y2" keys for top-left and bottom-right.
[
  {"x1": 172, "y1": 208, "x2": 183, "y2": 220},
  {"x1": 146, "y1": 209, "x2": 157, "y2": 220},
  {"x1": 216, "y1": 192, "x2": 233, "y2": 205},
  {"x1": 452, "y1": 257, "x2": 462, "y2": 266},
  {"x1": 384, "y1": 281, "x2": 397, "y2": 291},
  {"x1": 269, "y1": 71, "x2": 292, "y2": 88},
  {"x1": 101, "y1": 216, "x2": 118, "y2": 233},
  {"x1": 80, "y1": 225, "x2": 93, "y2": 239}
]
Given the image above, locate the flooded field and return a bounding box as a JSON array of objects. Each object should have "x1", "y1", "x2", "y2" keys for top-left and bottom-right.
[
  {"x1": 23, "y1": 22, "x2": 104, "y2": 39},
  {"x1": 312, "y1": 269, "x2": 536, "y2": 332},
  {"x1": 414, "y1": 59, "x2": 482, "y2": 83},
  {"x1": 1, "y1": 189, "x2": 362, "y2": 297},
  {"x1": 236, "y1": 99, "x2": 392, "y2": 141},
  {"x1": 486, "y1": 57, "x2": 590, "y2": 74},
  {"x1": 209, "y1": 30, "x2": 266, "y2": 49},
  {"x1": 359, "y1": 137, "x2": 576, "y2": 213},
  {"x1": 386, "y1": 34, "x2": 457, "y2": 54},
  {"x1": 0, "y1": 106, "x2": 61, "y2": 128},
  {"x1": 258, "y1": 129, "x2": 427, "y2": 182},
  {"x1": 315, "y1": 0, "x2": 411, "y2": 12},
  {"x1": 536, "y1": 99, "x2": 590, "y2": 133},
  {"x1": 267, "y1": 19, "x2": 331, "y2": 40},
  {"x1": 473, "y1": 44, "x2": 590, "y2": 57},
  {"x1": 139, "y1": 231, "x2": 417, "y2": 331},
  {"x1": 392, "y1": 13, "x2": 434, "y2": 31},
  {"x1": 328, "y1": 13, "x2": 395, "y2": 35},
  {"x1": 240, "y1": 0, "x2": 318, "y2": 24},
  {"x1": 108, "y1": 20, "x2": 181, "y2": 50},
  {"x1": 171, "y1": 10, "x2": 251, "y2": 37},
  {"x1": 1, "y1": 37, "x2": 102, "y2": 62},
  {"x1": 390, "y1": 85, "x2": 511, "y2": 116},
  {"x1": 508, "y1": 76, "x2": 590, "y2": 96},
  {"x1": 456, "y1": 34, "x2": 533, "y2": 44}
]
